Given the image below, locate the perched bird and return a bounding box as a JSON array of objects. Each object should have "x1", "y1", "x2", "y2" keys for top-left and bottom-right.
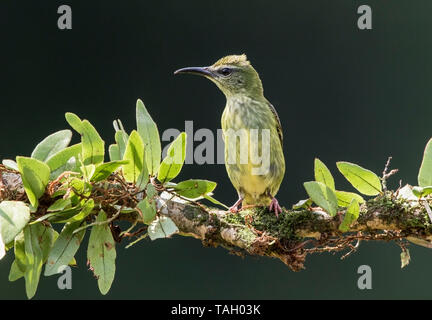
[{"x1": 174, "y1": 54, "x2": 285, "y2": 216}]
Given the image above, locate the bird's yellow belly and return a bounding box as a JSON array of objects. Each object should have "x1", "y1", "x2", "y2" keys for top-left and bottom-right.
[
  {"x1": 225, "y1": 161, "x2": 274, "y2": 205},
  {"x1": 239, "y1": 170, "x2": 269, "y2": 199}
]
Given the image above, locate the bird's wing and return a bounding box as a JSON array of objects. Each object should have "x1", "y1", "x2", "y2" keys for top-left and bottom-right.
[{"x1": 266, "y1": 100, "x2": 283, "y2": 143}]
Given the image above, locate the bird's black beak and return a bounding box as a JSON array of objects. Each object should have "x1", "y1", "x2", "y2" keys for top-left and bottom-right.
[{"x1": 174, "y1": 66, "x2": 214, "y2": 77}]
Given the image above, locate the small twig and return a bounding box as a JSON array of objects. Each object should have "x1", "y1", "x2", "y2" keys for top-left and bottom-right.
[
  {"x1": 72, "y1": 206, "x2": 123, "y2": 234},
  {"x1": 287, "y1": 239, "x2": 314, "y2": 252},
  {"x1": 381, "y1": 157, "x2": 399, "y2": 192},
  {"x1": 120, "y1": 219, "x2": 139, "y2": 237},
  {"x1": 382, "y1": 157, "x2": 392, "y2": 177},
  {"x1": 47, "y1": 171, "x2": 80, "y2": 195},
  {"x1": 423, "y1": 200, "x2": 432, "y2": 223},
  {"x1": 125, "y1": 233, "x2": 148, "y2": 248},
  {"x1": 166, "y1": 191, "x2": 210, "y2": 214},
  {"x1": 395, "y1": 179, "x2": 403, "y2": 196},
  {"x1": 123, "y1": 227, "x2": 147, "y2": 239},
  {"x1": 341, "y1": 238, "x2": 361, "y2": 260}
]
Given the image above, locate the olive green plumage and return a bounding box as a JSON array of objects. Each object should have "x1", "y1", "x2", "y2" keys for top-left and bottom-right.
[{"x1": 175, "y1": 54, "x2": 285, "y2": 214}]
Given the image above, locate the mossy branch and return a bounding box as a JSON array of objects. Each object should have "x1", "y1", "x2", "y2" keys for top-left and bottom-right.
[{"x1": 1, "y1": 166, "x2": 431, "y2": 271}]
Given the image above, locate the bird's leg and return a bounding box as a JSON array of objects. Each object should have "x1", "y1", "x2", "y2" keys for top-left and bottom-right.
[
  {"x1": 229, "y1": 197, "x2": 243, "y2": 213},
  {"x1": 269, "y1": 197, "x2": 283, "y2": 218}
]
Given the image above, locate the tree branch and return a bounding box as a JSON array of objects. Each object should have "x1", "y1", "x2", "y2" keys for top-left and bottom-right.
[{"x1": 1, "y1": 165, "x2": 431, "y2": 271}]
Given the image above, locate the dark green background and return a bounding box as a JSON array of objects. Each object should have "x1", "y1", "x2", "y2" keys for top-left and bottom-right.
[{"x1": 1, "y1": 0, "x2": 432, "y2": 299}]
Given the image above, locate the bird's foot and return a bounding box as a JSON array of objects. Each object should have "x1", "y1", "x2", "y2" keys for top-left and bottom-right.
[
  {"x1": 229, "y1": 198, "x2": 243, "y2": 213},
  {"x1": 269, "y1": 197, "x2": 282, "y2": 218}
]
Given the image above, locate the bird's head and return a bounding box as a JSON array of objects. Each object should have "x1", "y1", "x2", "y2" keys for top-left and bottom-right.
[{"x1": 174, "y1": 54, "x2": 263, "y2": 98}]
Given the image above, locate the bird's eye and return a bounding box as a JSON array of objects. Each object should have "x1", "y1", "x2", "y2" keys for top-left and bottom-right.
[{"x1": 219, "y1": 68, "x2": 232, "y2": 76}]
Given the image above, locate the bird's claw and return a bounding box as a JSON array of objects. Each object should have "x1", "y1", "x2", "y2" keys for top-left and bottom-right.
[
  {"x1": 229, "y1": 198, "x2": 243, "y2": 213},
  {"x1": 269, "y1": 198, "x2": 282, "y2": 218},
  {"x1": 229, "y1": 206, "x2": 239, "y2": 213}
]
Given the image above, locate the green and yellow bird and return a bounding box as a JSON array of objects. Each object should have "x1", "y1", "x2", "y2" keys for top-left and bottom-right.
[{"x1": 175, "y1": 54, "x2": 285, "y2": 216}]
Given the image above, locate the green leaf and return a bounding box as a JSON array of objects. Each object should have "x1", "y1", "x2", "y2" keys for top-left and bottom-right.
[
  {"x1": 109, "y1": 119, "x2": 129, "y2": 161},
  {"x1": 0, "y1": 236, "x2": 4, "y2": 260},
  {"x1": 418, "y1": 138, "x2": 432, "y2": 187},
  {"x1": 136, "y1": 99, "x2": 161, "y2": 175},
  {"x1": 338, "y1": 199, "x2": 360, "y2": 232},
  {"x1": 30, "y1": 212, "x2": 60, "y2": 224},
  {"x1": 87, "y1": 211, "x2": 116, "y2": 295},
  {"x1": 16, "y1": 157, "x2": 51, "y2": 208},
  {"x1": 14, "y1": 231, "x2": 26, "y2": 273},
  {"x1": 421, "y1": 186, "x2": 432, "y2": 197},
  {"x1": 136, "y1": 168, "x2": 149, "y2": 191},
  {"x1": 108, "y1": 144, "x2": 120, "y2": 161},
  {"x1": 50, "y1": 188, "x2": 67, "y2": 199},
  {"x1": 115, "y1": 130, "x2": 129, "y2": 160},
  {"x1": 412, "y1": 186, "x2": 423, "y2": 198},
  {"x1": 314, "y1": 158, "x2": 335, "y2": 190},
  {"x1": 44, "y1": 221, "x2": 85, "y2": 276},
  {"x1": 47, "y1": 198, "x2": 72, "y2": 212},
  {"x1": 292, "y1": 198, "x2": 313, "y2": 209},
  {"x1": 157, "y1": 132, "x2": 187, "y2": 183},
  {"x1": 303, "y1": 181, "x2": 338, "y2": 216},
  {"x1": 31, "y1": 130, "x2": 72, "y2": 162},
  {"x1": 36, "y1": 225, "x2": 56, "y2": 263},
  {"x1": 81, "y1": 120, "x2": 105, "y2": 165},
  {"x1": 174, "y1": 179, "x2": 217, "y2": 199},
  {"x1": 47, "y1": 206, "x2": 83, "y2": 224},
  {"x1": 401, "y1": 249, "x2": 410, "y2": 269},
  {"x1": 336, "y1": 162, "x2": 382, "y2": 196},
  {"x1": 49, "y1": 157, "x2": 79, "y2": 181},
  {"x1": 136, "y1": 198, "x2": 156, "y2": 224},
  {"x1": 23, "y1": 224, "x2": 55, "y2": 299},
  {"x1": 57, "y1": 199, "x2": 94, "y2": 223},
  {"x1": 5, "y1": 239, "x2": 13, "y2": 251},
  {"x1": 148, "y1": 216, "x2": 179, "y2": 240},
  {"x1": 69, "y1": 178, "x2": 86, "y2": 195},
  {"x1": 0, "y1": 201, "x2": 30, "y2": 260},
  {"x1": 80, "y1": 164, "x2": 96, "y2": 182},
  {"x1": 122, "y1": 130, "x2": 148, "y2": 183},
  {"x1": 69, "y1": 257, "x2": 77, "y2": 266},
  {"x1": 203, "y1": 194, "x2": 230, "y2": 210},
  {"x1": 91, "y1": 160, "x2": 129, "y2": 182},
  {"x1": 335, "y1": 191, "x2": 365, "y2": 207},
  {"x1": 412, "y1": 186, "x2": 432, "y2": 198},
  {"x1": 46, "y1": 143, "x2": 81, "y2": 172},
  {"x1": 65, "y1": 112, "x2": 83, "y2": 134},
  {"x1": 0, "y1": 201, "x2": 30, "y2": 246},
  {"x1": 2, "y1": 159, "x2": 18, "y2": 171},
  {"x1": 9, "y1": 260, "x2": 24, "y2": 282},
  {"x1": 146, "y1": 184, "x2": 157, "y2": 199}
]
